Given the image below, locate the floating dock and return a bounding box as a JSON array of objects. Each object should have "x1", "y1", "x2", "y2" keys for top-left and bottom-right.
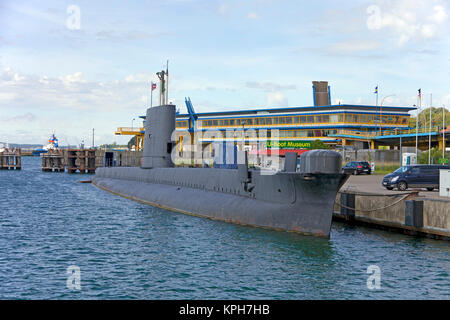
[{"x1": 0, "y1": 148, "x2": 21, "y2": 170}]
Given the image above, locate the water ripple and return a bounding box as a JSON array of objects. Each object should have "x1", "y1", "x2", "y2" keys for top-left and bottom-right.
[{"x1": 0, "y1": 157, "x2": 448, "y2": 299}]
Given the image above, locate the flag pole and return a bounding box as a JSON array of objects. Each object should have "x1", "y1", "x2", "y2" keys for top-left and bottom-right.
[
  {"x1": 443, "y1": 104, "x2": 446, "y2": 160},
  {"x1": 429, "y1": 94, "x2": 432, "y2": 164},
  {"x1": 376, "y1": 84, "x2": 379, "y2": 108},
  {"x1": 415, "y1": 91, "x2": 419, "y2": 158},
  {"x1": 151, "y1": 82, "x2": 153, "y2": 108}
]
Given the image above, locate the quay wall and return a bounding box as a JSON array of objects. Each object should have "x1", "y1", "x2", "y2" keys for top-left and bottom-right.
[{"x1": 334, "y1": 191, "x2": 450, "y2": 239}]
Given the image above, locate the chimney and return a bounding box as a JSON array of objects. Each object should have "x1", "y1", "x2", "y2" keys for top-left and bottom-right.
[{"x1": 312, "y1": 81, "x2": 331, "y2": 106}]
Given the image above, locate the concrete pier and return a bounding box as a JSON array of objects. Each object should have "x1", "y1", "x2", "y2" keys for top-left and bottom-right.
[
  {"x1": 334, "y1": 176, "x2": 450, "y2": 240},
  {"x1": 0, "y1": 148, "x2": 21, "y2": 170}
]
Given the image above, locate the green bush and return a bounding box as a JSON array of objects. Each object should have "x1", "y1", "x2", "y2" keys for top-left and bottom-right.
[{"x1": 418, "y1": 148, "x2": 447, "y2": 164}]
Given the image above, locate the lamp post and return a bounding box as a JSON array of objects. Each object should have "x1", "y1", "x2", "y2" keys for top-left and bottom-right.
[
  {"x1": 379, "y1": 94, "x2": 396, "y2": 135},
  {"x1": 443, "y1": 105, "x2": 446, "y2": 161},
  {"x1": 131, "y1": 118, "x2": 135, "y2": 130},
  {"x1": 395, "y1": 127, "x2": 402, "y2": 166},
  {"x1": 413, "y1": 103, "x2": 418, "y2": 158},
  {"x1": 241, "y1": 120, "x2": 246, "y2": 151}
]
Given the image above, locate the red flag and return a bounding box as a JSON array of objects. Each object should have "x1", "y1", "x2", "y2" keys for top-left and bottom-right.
[
  {"x1": 418, "y1": 88, "x2": 421, "y2": 99},
  {"x1": 151, "y1": 82, "x2": 156, "y2": 91}
]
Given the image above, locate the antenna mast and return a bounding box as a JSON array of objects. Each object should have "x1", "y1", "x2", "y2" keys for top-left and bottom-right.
[{"x1": 156, "y1": 60, "x2": 169, "y2": 106}]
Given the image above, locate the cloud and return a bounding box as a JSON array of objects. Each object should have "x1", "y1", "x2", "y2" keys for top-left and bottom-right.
[
  {"x1": 0, "y1": 67, "x2": 152, "y2": 112},
  {"x1": 247, "y1": 12, "x2": 258, "y2": 19},
  {"x1": 267, "y1": 91, "x2": 287, "y2": 107},
  {"x1": 327, "y1": 40, "x2": 381, "y2": 54},
  {"x1": 218, "y1": 4, "x2": 229, "y2": 16},
  {"x1": 60, "y1": 72, "x2": 85, "y2": 84},
  {"x1": 95, "y1": 30, "x2": 167, "y2": 41},
  {"x1": 1, "y1": 112, "x2": 37, "y2": 122},
  {"x1": 366, "y1": 0, "x2": 449, "y2": 45},
  {"x1": 246, "y1": 81, "x2": 296, "y2": 91}
]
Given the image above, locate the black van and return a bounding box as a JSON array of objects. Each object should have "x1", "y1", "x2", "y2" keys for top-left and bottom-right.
[{"x1": 382, "y1": 165, "x2": 450, "y2": 191}]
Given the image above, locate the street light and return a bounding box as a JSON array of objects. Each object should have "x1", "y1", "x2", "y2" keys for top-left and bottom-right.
[
  {"x1": 379, "y1": 94, "x2": 396, "y2": 135},
  {"x1": 131, "y1": 118, "x2": 135, "y2": 130},
  {"x1": 394, "y1": 127, "x2": 402, "y2": 166}
]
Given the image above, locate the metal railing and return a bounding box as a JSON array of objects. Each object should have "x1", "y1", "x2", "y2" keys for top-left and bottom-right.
[{"x1": 330, "y1": 126, "x2": 442, "y2": 139}]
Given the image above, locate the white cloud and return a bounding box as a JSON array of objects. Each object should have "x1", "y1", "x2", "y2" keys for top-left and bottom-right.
[
  {"x1": 218, "y1": 4, "x2": 228, "y2": 16},
  {"x1": 246, "y1": 81, "x2": 296, "y2": 91},
  {"x1": 247, "y1": 12, "x2": 258, "y2": 19},
  {"x1": 267, "y1": 91, "x2": 287, "y2": 107},
  {"x1": 366, "y1": 0, "x2": 449, "y2": 45},
  {"x1": 60, "y1": 72, "x2": 85, "y2": 84},
  {"x1": 0, "y1": 92, "x2": 17, "y2": 101},
  {"x1": 327, "y1": 40, "x2": 380, "y2": 53}
]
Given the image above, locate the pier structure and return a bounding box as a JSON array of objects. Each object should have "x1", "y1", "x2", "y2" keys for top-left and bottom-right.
[
  {"x1": 41, "y1": 149, "x2": 65, "y2": 172},
  {"x1": 0, "y1": 148, "x2": 21, "y2": 170},
  {"x1": 65, "y1": 149, "x2": 97, "y2": 173}
]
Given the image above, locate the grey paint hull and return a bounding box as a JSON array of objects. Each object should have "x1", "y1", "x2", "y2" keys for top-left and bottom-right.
[{"x1": 93, "y1": 167, "x2": 348, "y2": 237}]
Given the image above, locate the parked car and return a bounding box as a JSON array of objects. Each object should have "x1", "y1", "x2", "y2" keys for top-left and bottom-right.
[
  {"x1": 382, "y1": 164, "x2": 450, "y2": 191},
  {"x1": 342, "y1": 161, "x2": 371, "y2": 175}
]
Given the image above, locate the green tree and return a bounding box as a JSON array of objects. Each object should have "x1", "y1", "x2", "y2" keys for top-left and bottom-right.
[
  {"x1": 409, "y1": 107, "x2": 450, "y2": 129},
  {"x1": 417, "y1": 148, "x2": 446, "y2": 164},
  {"x1": 310, "y1": 140, "x2": 330, "y2": 150}
]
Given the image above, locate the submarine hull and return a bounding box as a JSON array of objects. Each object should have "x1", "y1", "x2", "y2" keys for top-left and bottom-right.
[{"x1": 93, "y1": 167, "x2": 348, "y2": 237}]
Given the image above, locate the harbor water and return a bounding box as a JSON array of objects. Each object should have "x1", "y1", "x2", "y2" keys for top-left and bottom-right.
[{"x1": 0, "y1": 157, "x2": 448, "y2": 299}]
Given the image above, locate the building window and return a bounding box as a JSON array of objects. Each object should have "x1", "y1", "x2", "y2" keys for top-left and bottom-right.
[
  {"x1": 307, "y1": 116, "x2": 314, "y2": 123},
  {"x1": 266, "y1": 118, "x2": 272, "y2": 125},
  {"x1": 315, "y1": 115, "x2": 321, "y2": 123},
  {"x1": 300, "y1": 116, "x2": 307, "y2": 123},
  {"x1": 322, "y1": 115, "x2": 329, "y2": 123},
  {"x1": 279, "y1": 117, "x2": 286, "y2": 124},
  {"x1": 294, "y1": 116, "x2": 300, "y2": 124},
  {"x1": 273, "y1": 117, "x2": 279, "y2": 125},
  {"x1": 286, "y1": 117, "x2": 292, "y2": 124}
]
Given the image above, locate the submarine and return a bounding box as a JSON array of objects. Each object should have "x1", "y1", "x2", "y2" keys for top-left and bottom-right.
[{"x1": 92, "y1": 72, "x2": 349, "y2": 238}]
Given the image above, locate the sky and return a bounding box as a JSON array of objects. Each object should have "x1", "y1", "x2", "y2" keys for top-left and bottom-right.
[{"x1": 0, "y1": 0, "x2": 449, "y2": 145}]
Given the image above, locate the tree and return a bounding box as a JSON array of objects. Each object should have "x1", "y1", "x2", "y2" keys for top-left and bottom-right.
[
  {"x1": 417, "y1": 148, "x2": 447, "y2": 164},
  {"x1": 409, "y1": 107, "x2": 450, "y2": 129},
  {"x1": 310, "y1": 140, "x2": 330, "y2": 150}
]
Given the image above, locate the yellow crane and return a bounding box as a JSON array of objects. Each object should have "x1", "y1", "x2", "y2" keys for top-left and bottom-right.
[{"x1": 114, "y1": 127, "x2": 145, "y2": 151}]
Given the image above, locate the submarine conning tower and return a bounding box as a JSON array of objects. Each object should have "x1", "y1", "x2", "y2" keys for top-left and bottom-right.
[{"x1": 141, "y1": 104, "x2": 176, "y2": 169}]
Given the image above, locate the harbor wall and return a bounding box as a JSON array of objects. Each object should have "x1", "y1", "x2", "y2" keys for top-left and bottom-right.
[
  {"x1": 93, "y1": 150, "x2": 142, "y2": 167},
  {"x1": 334, "y1": 191, "x2": 450, "y2": 239}
]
